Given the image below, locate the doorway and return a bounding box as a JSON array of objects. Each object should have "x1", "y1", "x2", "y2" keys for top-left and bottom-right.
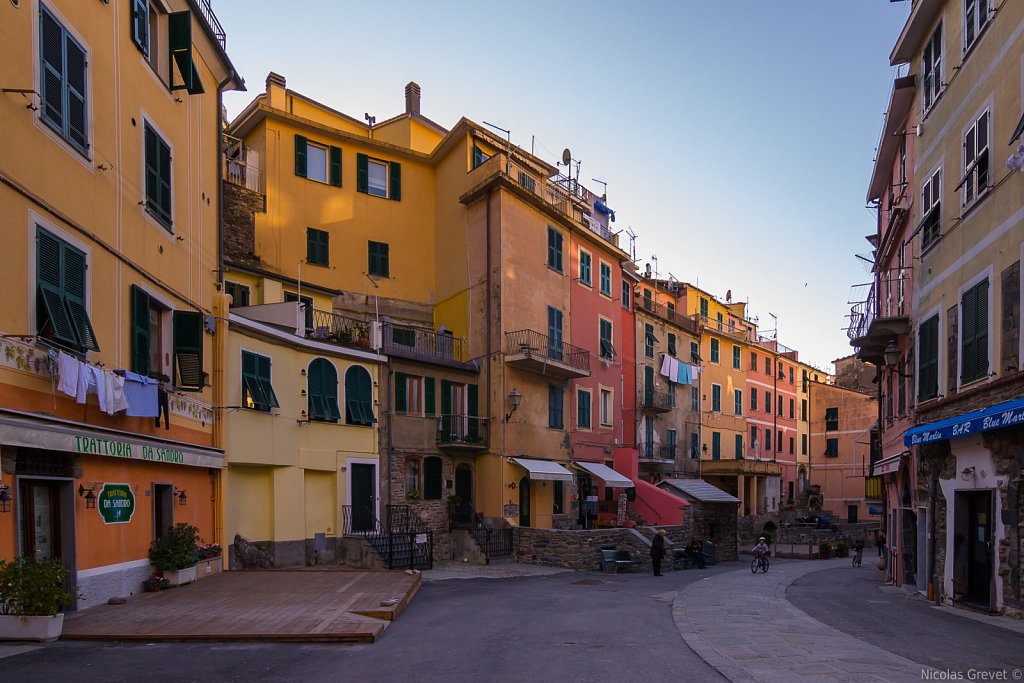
[
  {"x1": 350, "y1": 463, "x2": 376, "y2": 532},
  {"x1": 518, "y1": 476, "x2": 530, "y2": 527},
  {"x1": 848, "y1": 505, "x2": 858, "y2": 524},
  {"x1": 453, "y1": 464, "x2": 472, "y2": 526},
  {"x1": 964, "y1": 490, "x2": 993, "y2": 607},
  {"x1": 19, "y1": 479, "x2": 62, "y2": 560},
  {"x1": 153, "y1": 483, "x2": 174, "y2": 539}
]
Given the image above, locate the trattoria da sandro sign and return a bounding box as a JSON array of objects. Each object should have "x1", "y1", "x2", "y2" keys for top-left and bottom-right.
[{"x1": 74, "y1": 436, "x2": 185, "y2": 464}]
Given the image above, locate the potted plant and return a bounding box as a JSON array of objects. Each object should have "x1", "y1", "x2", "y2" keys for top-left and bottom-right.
[
  {"x1": 148, "y1": 523, "x2": 200, "y2": 586},
  {"x1": 195, "y1": 541, "x2": 223, "y2": 579},
  {"x1": 0, "y1": 557, "x2": 78, "y2": 642},
  {"x1": 143, "y1": 574, "x2": 170, "y2": 592},
  {"x1": 407, "y1": 490, "x2": 422, "y2": 501},
  {"x1": 819, "y1": 541, "x2": 833, "y2": 559}
]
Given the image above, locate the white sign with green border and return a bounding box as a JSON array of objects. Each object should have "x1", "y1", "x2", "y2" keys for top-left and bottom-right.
[{"x1": 97, "y1": 483, "x2": 136, "y2": 525}]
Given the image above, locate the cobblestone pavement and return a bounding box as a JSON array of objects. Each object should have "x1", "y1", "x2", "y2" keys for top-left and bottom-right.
[{"x1": 420, "y1": 560, "x2": 570, "y2": 581}]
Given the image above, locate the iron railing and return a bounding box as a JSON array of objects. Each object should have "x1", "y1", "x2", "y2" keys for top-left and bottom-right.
[
  {"x1": 451, "y1": 502, "x2": 513, "y2": 561},
  {"x1": 309, "y1": 309, "x2": 372, "y2": 347},
  {"x1": 848, "y1": 268, "x2": 908, "y2": 342},
  {"x1": 341, "y1": 504, "x2": 433, "y2": 570},
  {"x1": 635, "y1": 296, "x2": 700, "y2": 335},
  {"x1": 659, "y1": 444, "x2": 678, "y2": 459},
  {"x1": 504, "y1": 329, "x2": 590, "y2": 373},
  {"x1": 436, "y1": 414, "x2": 488, "y2": 447},
  {"x1": 640, "y1": 389, "x2": 673, "y2": 411},
  {"x1": 195, "y1": 0, "x2": 227, "y2": 49},
  {"x1": 381, "y1": 321, "x2": 468, "y2": 365}
]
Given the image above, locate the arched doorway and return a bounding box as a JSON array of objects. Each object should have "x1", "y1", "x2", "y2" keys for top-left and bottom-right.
[{"x1": 518, "y1": 476, "x2": 531, "y2": 527}]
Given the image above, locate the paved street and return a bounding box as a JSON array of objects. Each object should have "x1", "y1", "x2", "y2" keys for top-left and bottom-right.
[{"x1": 3, "y1": 558, "x2": 1024, "y2": 682}]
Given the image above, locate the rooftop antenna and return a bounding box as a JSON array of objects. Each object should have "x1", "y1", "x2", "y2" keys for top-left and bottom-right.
[
  {"x1": 482, "y1": 121, "x2": 511, "y2": 172},
  {"x1": 364, "y1": 113, "x2": 376, "y2": 140},
  {"x1": 650, "y1": 254, "x2": 659, "y2": 280},
  {"x1": 624, "y1": 228, "x2": 637, "y2": 262},
  {"x1": 591, "y1": 178, "x2": 607, "y2": 201}
]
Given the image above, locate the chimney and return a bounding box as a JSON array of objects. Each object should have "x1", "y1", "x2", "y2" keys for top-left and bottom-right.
[
  {"x1": 266, "y1": 72, "x2": 286, "y2": 110},
  {"x1": 405, "y1": 82, "x2": 421, "y2": 115}
]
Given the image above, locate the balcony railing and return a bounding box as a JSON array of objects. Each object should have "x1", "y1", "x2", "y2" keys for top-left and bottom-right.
[
  {"x1": 638, "y1": 443, "x2": 673, "y2": 461},
  {"x1": 436, "y1": 414, "x2": 488, "y2": 449},
  {"x1": 504, "y1": 329, "x2": 590, "y2": 375},
  {"x1": 693, "y1": 314, "x2": 751, "y2": 342},
  {"x1": 195, "y1": 0, "x2": 227, "y2": 49},
  {"x1": 223, "y1": 134, "x2": 262, "y2": 193},
  {"x1": 309, "y1": 309, "x2": 372, "y2": 349},
  {"x1": 658, "y1": 444, "x2": 678, "y2": 459},
  {"x1": 382, "y1": 321, "x2": 469, "y2": 367},
  {"x1": 635, "y1": 296, "x2": 700, "y2": 335},
  {"x1": 848, "y1": 268, "x2": 908, "y2": 343},
  {"x1": 640, "y1": 389, "x2": 673, "y2": 412}
]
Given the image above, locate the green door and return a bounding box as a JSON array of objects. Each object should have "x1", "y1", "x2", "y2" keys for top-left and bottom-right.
[
  {"x1": 644, "y1": 366, "x2": 654, "y2": 405},
  {"x1": 518, "y1": 477, "x2": 531, "y2": 527},
  {"x1": 351, "y1": 463, "x2": 375, "y2": 532}
]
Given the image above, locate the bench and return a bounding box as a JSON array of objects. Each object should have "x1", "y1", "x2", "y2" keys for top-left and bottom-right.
[
  {"x1": 702, "y1": 540, "x2": 718, "y2": 566},
  {"x1": 600, "y1": 549, "x2": 636, "y2": 573}
]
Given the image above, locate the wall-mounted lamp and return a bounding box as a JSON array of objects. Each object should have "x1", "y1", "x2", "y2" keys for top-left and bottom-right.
[
  {"x1": 78, "y1": 483, "x2": 97, "y2": 509},
  {"x1": 883, "y1": 339, "x2": 913, "y2": 378},
  {"x1": 0, "y1": 484, "x2": 11, "y2": 513},
  {"x1": 504, "y1": 388, "x2": 523, "y2": 422},
  {"x1": 174, "y1": 488, "x2": 188, "y2": 506},
  {"x1": 960, "y1": 466, "x2": 976, "y2": 482}
]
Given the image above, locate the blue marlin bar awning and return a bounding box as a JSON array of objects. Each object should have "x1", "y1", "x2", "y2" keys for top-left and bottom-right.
[{"x1": 904, "y1": 395, "x2": 1024, "y2": 446}]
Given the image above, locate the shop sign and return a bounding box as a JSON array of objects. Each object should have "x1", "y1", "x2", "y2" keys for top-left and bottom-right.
[{"x1": 97, "y1": 483, "x2": 136, "y2": 525}]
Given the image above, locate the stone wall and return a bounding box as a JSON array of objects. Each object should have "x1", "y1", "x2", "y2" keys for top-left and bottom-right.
[
  {"x1": 689, "y1": 502, "x2": 739, "y2": 562},
  {"x1": 222, "y1": 181, "x2": 264, "y2": 262},
  {"x1": 514, "y1": 525, "x2": 695, "y2": 572}
]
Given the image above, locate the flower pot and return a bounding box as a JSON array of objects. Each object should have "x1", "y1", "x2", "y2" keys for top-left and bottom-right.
[
  {"x1": 195, "y1": 556, "x2": 222, "y2": 579},
  {"x1": 163, "y1": 565, "x2": 197, "y2": 587},
  {"x1": 0, "y1": 613, "x2": 65, "y2": 642}
]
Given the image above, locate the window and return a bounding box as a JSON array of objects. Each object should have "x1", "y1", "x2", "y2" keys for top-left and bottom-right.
[
  {"x1": 356, "y1": 153, "x2": 400, "y2": 199},
  {"x1": 241, "y1": 350, "x2": 279, "y2": 412},
  {"x1": 735, "y1": 434, "x2": 743, "y2": 460},
  {"x1": 920, "y1": 169, "x2": 941, "y2": 248},
  {"x1": 548, "y1": 307, "x2": 564, "y2": 360},
  {"x1": 547, "y1": 227, "x2": 563, "y2": 272},
  {"x1": 922, "y1": 23, "x2": 942, "y2": 112},
  {"x1": 578, "y1": 250, "x2": 592, "y2": 286},
  {"x1": 368, "y1": 241, "x2": 390, "y2": 277},
  {"x1": 801, "y1": 398, "x2": 808, "y2": 421},
  {"x1": 764, "y1": 391, "x2": 771, "y2": 413},
  {"x1": 777, "y1": 395, "x2": 783, "y2": 416},
  {"x1": 789, "y1": 437, "x2": 794, "y2": 455},
  {"x1": 144, "y1": 122, "x2": 172, "y2": 229},
  {"x1": 295, "y1": 135, "x2": 341, "y2": 186},
  {"x1": 130, "y1": 285, "x2": 164, "y2": 375},
  {"x1": 600, "y1": 388, "x2": 612, "y2": 426},
  {"x1": 307, "y1": 358, "x2": 340, "y2": 422},
  {"x1": 225, "y1": 281, "x2": 249, "y2": 308},
  {"x1": 667, "y1": 333, "x2": 677, "y2": 357},
  {"x1": 699, "y1": 298, "x2": 708, "y2": 319},
  {"x1": 750, "y1": 351, "x2": 757, "y2": 371},
  {"x1": 765, "y1": 429, "x2": 771, "y2": 452},
  {"x1": 171, "y1": 308, "x2": 203, "y2": 391},
  {"x1": 621, "y1": 281, "x2": 631, "y2": 309},
  {"x1": 577, "y1": 389, "x2": 591, "y2": 429},
  {"x1": 36, "y1": 227, "x2": 98, "y2": 352},
  {"x1": 423, "y1": 457, "x2": 443, "y2": 500},
  {"x1": 711, "y1": 384, "x2": 721, "y2": 412},
  {"x1": 777, "y1": 430, "x2": 782, "y2": 452},
  {"x1": 825, "y1": 407, "x2": 839, "y2": 431},
  {"x1": 690, "y1": 433, "x2": 699, "y2": 459},
  {"x1": 548, "y1": 385, "x2": 564, "y2": 429},
  {"x1": 789, "y1": 398, "x2": 795, "y2": 419},
  {"x1": 668, "y1": 381, "x2": 676, "y2": 408},
  {"x1": 642, "y1": 289, "x2": 652, "y2": 311},
  {"x1": 711, "y1": 432, "x2": 720, "y2": 460},
  {"x1": 789, "y1": 367, "x2": 794, "y2": 384},
  {"x1": 472, "y1": 145, "x2": 488, "y2": 168},
  {"x1": 394, "y1": 372, "x2": 424, "y2": 416},
  {"x1": 517, "y1": 171, "x2": 536, "y2": 193},
  {"x1": 599, "y1": 319, "x2": 615, "y2": 359},
  {"x1": 691, "y1": 386, "x2": 699, "y2": 411},
  {"x1": 734, "y1": 388, "x2": 743, "y2": 416},
  {"x1": 284, "y1": 292, "x2": 313, "y2": 333},
  {"x1": 131, "y1": 0, "x2": 163, "y2": 76},
  {"x1": 39, "y1": 5, "x2": 89, "y2": 154},
  {"x1": 918, "y1": 315, "x2": 940, "y2": 401},
  {"x1": 644, "y1": 323, "x2": 655, "y2": 359},
  {"x1": 764, "y1": 358, "x2": 770, "y2": 375},
  {"x1": 344, "y1": 366, "x2": 374, "y2": 426},
  {"x1": 825, "y1": 438, "x2": 839, "y2": 457},
  {"x1": 751, "y1": 426, "x2": 758, "y2": 452},
  {"x1": 716, "y1": 312, "x2": 723, "y2": 330},
  {"x1": 710, "y1": 338, "x2": 719, "y2": 364},
  {"x1": 599, "y1": 262, "x2": 612, "y2": 296},
  {"x1": 802, "y1": 434, "x2": 807, "y2": 456},
  {"x1": 961, "y1": 110, "x2": 990, "y2": 209},
  {"x1": 732, "y1": 345, "x2": 741, "y2": 369},
  {"x1": 964, "y1": 0, "x2": 990, "y2": 53},
  {"x1": 961, "y1": 278, "x2": 989, "y2": 383},
  {"x1": 643, "y1": 417, "x2": 654, "y2": 457},
  {"x1": 750, "y1": 388, "x2": 758, "y2": 412},
  {"x1": 405, "y1": 458, "x2": 420, "y2": 498},
  {"x1": 690, "y1": 342, "x2": 700, "y2": 364},
  {"x1": 667, "y1": 429, "x2": 677, "y2": 457},
  {"x1": 307, "y1": 228, "x2": 329, "y2": 266}
]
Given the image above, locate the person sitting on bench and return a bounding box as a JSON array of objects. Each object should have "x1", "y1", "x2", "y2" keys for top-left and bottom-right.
[{"x1": 682, "y1": 538, "x2": 706, "y2": 568}]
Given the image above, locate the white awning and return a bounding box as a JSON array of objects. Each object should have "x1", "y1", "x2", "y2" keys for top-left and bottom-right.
[
  {"x1": 510, "y1": 457, "x2": 573, "y2": 481},
  {"x1": 873, "y1": 451, "x2": 908, "y2": 477},
  {"x1": 574, "y1": 461, "x2": 633, "y2": 488}
]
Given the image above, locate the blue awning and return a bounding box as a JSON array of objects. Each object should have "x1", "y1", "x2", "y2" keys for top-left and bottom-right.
[{"x1": 904, "y1": 395, "x2": 1024, "y2": 446}]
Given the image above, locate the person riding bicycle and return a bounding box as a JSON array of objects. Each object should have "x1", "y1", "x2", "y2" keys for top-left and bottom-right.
[
  {"x1": 753, "y1": 536, "x2": 769, "y2": 558},
  {"x1": 852, "y1": 539, "x2": 865, "y2": 564}
]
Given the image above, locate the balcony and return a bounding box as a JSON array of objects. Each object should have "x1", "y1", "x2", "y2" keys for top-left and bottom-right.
[
  {"x1": 634, "y1": 296, "x2": 700, "y2": 335},
  {"x1": 638, "y1": 443, "x2": 674, "y2": 463},
  {"x1": 639, "y1": 389, "x2": 673, "y2": 413},
  {"x1": 193, "y1": 0, "x2": 227, "y2": 49},
  {"x1": 435, "y1": 415, "x2": 488, "y2": 451},
  {"x1": 701, "y1": 459, "x2": 782, "y2": 477},
  {"x1": 381, "y1": 322, "x2": 473, "y2": 370},
  {"x1": 223, "y1": 135, "x2": 262, "y2": 194},
  {"x1": 504, "y1": 329, "x2": 590, "y2": 380},
  {"x1": 693, "y1": 314, "x2": 751, "y2": 343},
  {"x1": 848, "y1": 268, "x2": 910, "y2": 365},
  {"x1": 309, "y1": 309, "x2": 373, "y2": 349}
]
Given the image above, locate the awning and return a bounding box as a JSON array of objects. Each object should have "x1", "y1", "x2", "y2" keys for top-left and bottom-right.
[
  {"x1": 0, "y1": 410, "x2": 224, "y2": 469},
  {"x1": 904, "y1": 395, "x2": 1024, "y2": 446},
  {"x1": 573, "y1": 461, "x2": 633, "y2": 488},
  {"x1": 873, "y1": 451, "x2": 908, "y2": 476},
  {"x1": 510, "y1": 457, "x2": 573, "y2": 481}
]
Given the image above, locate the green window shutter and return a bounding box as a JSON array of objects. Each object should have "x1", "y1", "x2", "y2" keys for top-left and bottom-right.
[
  {"x1": 295, "y1": 135, "x2": 308, "y2": 178},
  {"x1": 258, "y1": 354, "x2": 279, "y2": 408},
  {"x1": 62, "y1": 243, "x2": 99, "y2": 352},
  {"x1": 975, "y1": 280, "x2": 989, "y2": 380},
  {"x1": 130, "y1": 285, "x2": 150, "y2": 374},
  {"x1": 168, "y1": 11, "x2": 197, "y2": 93},
  {"x1": 242, "y1": 351, "x2": 266, "y2": 410},
  {"x1": 389, "y1": 161, "x2": 401, "y2": 201},
  {"x1": 329, "y1": 146, "x2": 342, "y2": 187},
  {"x1": 345, "y1": 366, "x2": 373, "y2": 425},
  {"x1": 39, "y1": 8, "x2": 65, "y2": 135},
  {"x1": 131, "y1": 0, "x2": 148, "y2": 53},
  {"x1": 356, "y1": 153, "x2": 368, "y2": 193},
  {"x1": 308, "y1": 359, "x2": 326, "y2": 420},
  {"x1": 36, "y1": 229, "x2": 78, "y2": 347},
  {"x1": 440, "y1": 379, "x2": 452, "y2": 435},
  {"x1": 424, "y1": 377, "x2": 436, "y2": 416},
  {"x1": 394, "y1": 372, "x2": 407, "y2": 413},
  {"x1": 324, "y1": 361, "x2": 340, "y2": 421},
  {"x1": 467, "y1": 383, "x2": 479, "y2": 439},
  {"x1": 172, "y1": 310, "x2": 203, "y2": 390}
]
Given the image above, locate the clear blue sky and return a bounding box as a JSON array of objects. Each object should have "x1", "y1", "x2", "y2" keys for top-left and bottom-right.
[{"x1": 216, "y1": 0, "x2": 910, "y2": 372}]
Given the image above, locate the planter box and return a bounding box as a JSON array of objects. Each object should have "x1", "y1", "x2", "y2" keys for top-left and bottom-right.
[
  {"x1": 0, "y1": 613, "x2": 64, "y2": 642},
  {"x1": 163, "y1": 565, "x2": 197, "y2": 587},
  {"x1": 195, "y1": 556, "x2": 222, "y2": 579}
]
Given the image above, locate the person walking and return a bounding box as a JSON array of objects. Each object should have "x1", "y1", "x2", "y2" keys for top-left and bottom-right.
[
  {"x1": 651, "y1": 529, "x2": 667, "y2": 576},
  {"x1": 876, "y1": 532, "x2": 886, "y2": 557}
]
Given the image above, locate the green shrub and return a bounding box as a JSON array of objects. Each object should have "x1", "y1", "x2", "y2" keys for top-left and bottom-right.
[
  {"x1": 0, "y1": 557, "x2": 78, "y2": 617},
  {"x1": 819, "y1": 541, "x2": 833, "y2": 555},
  {"x1": 148, "y1": 523, "x2": 200, "y2": 571},
  {"x1": 835, "y1": 541, "x2": 849, "y2": 557}
]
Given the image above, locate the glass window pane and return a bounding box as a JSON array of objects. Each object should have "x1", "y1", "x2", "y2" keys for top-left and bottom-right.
[
  {"x1": 307, "y1": 144, "x2": 327, "y2": 183},
  {"x1": 368, "y1": 160, "x2": 388, "y2": 197}
]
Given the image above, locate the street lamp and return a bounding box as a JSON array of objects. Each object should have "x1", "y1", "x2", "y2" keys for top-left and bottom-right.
[
  {"x1": 883, "y1": 339, "x2": 913, "y2": 377},
  {"x1": 504, "y1": 388, "x2": 523, "y2": 422}
]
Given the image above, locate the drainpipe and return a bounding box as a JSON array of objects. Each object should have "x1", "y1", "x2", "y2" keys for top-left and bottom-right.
[
  {"x1": 930, "y1": 454, "x2": 940, "y2": 604},
  {"x1": 485, "y1": 186, "x2": 497, "y2": 520}
]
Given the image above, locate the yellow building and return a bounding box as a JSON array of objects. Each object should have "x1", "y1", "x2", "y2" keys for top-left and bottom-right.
[{"x1": 0, "y1": 0, "x2": 240, "y2": 607}]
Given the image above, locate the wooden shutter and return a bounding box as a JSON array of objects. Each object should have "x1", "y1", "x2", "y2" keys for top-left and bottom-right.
[
  {"x1": 241, "y1": 351, "x2": 266, "y2": 409},
  {"x1": 36, "y1": 229, "x2": 78, "y2": 346},
  {"x1": 172, "y1": 310, "x2": 203, "y2": 391},
  {"x1": 356, "y1": 153, "x2": 369, "y2": 193},
  {"x1": 62, "y1": 244, "x2": 98, "y2": 351},
  {"x1": 295, "y1": 135, "x2": 307, "y2": 177},
  {"x1": 130, "y1": 285, "x2": 150, "y2": 374},
  {"x1": 467, "y1": 383, "x2": 479, "y2": 439},
  {"x1": 258, "y1": 354, "x2": 279, "y2": 408},
  {"x1": 974, "y1": 280, "x2": 989, "y2": 381},
  {"x1": 308, "y1": 359, "x2": 326, "y2": 420},
  {"x1": 394, "y1": 372, "x2": 407, "y2": 413},
  {"x1": 1002, "y1": 261, "x2": 1021, "y2": 373},
  {"x1": 440, "y1": 380, "x2": 452, "y2": 435},
  {"x1": 389, "y1": 161, "x2": 401, "y2": 201},
  {"x1": 157, "y1": 133, "x2": 172, "y2": 224},
  {"x1": 168, "y1": 11, "x2": 197, "y2": 93},
  {"x1": 131, "y1": 0, "x2": 148, "y2": 52},
  {"x1": 424, "y1": 377, "x2": 435, "y2": 416},
  {"x1": 39, "y1": 8, "x2": 65, "y2": 132},
  {"x1": 329, "y1": 146, "x2": 342, "y2": 187},
  {"x1": 947, "y1": 304, "x2": 958, "y2": 394}
]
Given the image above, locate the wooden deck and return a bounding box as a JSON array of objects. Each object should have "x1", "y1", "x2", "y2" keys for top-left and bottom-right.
[{"x1": 62, "y1": 570, "x2": 421, "y2": 643}]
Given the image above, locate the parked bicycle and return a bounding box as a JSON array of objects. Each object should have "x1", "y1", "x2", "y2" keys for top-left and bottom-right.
[{"x1": 750, "y1": 552, "x2": 769, "y2": 573}]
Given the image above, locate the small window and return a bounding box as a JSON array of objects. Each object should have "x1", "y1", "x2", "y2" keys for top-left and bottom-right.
[
  {"x1": 579, "y1": 250, "x2": 592, "y2": 286},
  {"x1": 735, "y1": 434, "x2": 743, "y2": 460},
  {"x1": 961, "y1": 278, "x2": 989, "y2": 384},
  {"x1": 307, "y1": 358, "x2": 340, "y2": 422},
  {"x1": 789, "y1": 437, "x2": 795, "y2": 455},
  {"x1": 711, "y1": 384, "x2": 721, "y2": 412},
  {"x1": 765, "y1": 429, "x2": 772, "y2": 451},
  {"x1": 39, "y1": 5, "x2": 90, "y2": 155},
  {"x1": 284, "y1": 292, "x2": 313, "y2": 333},
  {"x1": 732, "y1": 345, "x2": 740, "y2": 369},
  {"x1": 922, "y1": 24, "x2": 942, "y2": 112},
  {"x1": 964, "y1": 0, "x2": 990, "y2": 53},
  {"x1": 764, "y1": 358, "x2": 771, "y2": 375},
  {"x1": 242, "y1": 350, "x2": 279, "y2": 412},
  {"x1": 699, "y1": 298, "x2": 708, "y2": 319},
  {"x1": 517, "y1": 171, "x2": 536, "y2": 193},
  {"x1": 547, "y1": 227, "x2": 563, "y2": 272},
  {"x1": 367, "y1": 159, "x2": 387, "y2": 197},
  {"x1": 764, "y1": 391, "x2": 771, "y2": 413},
  {"x1": 961, "y1": 110, "x2": 990, "y2": 209},
  {"x1": 734, "y1": 388, "x2": 743, "y2": 416},
  {"x1": 690, "y1": 386, "x2": 699, "y2": 411},
  {"x1": 667, "y1": 333, "x2": 676, "y2": 357},
  {"x1": 825, "y1": 438, "x2": 839, "y2": 457},
  {"x1": 577, "y1": 388, "x2": 591, "y2": 429},
  {"x1": 357, "y1": 153, "x2": 400, "y2": 199},
  {"x1": 644, "y1": 323, "x2": 655, "y2": 359},
  {"x1": 690, "y1": 342, "x2": 700, "y2": 364},
  {"x1": 599, "y1": 319, "x2": 615, "y2": 359},
  {"x1": 789, "y1": 398, "x2": 795, "y2": 419},
  {"x1": 621, "y1": 281, "x2": 631, "y2": 310},
  {"x1": 600, "y1": 388, "x2": 612, "y2": 426},
  {"x1": 690, "y1": 433, "x2": 699, "y2": 459},
  {"x1": 423, "y1": 457, "x2": 443, "y2": 500},
  {"x1": 553, "y1": 479, "x2": 564, "y2": 514},
  {"x1": 368, "y1": 241, "x2": 390, "y2": 277},
  {"x1": 548, "y1": 385, "x2": 564, "y2": 429},
  {"x1": 36, "y1": 227, "x2": 99, "y2": 352},
  {"x1": 801, "y1": 398, "x2": 808, "y2": 421},
  {"x1": 295, "y1": 135, "x2": 341, "y2": 186},
  {"x1": 307, "y1": 228, "x2": 329, "y2": 266},
  {"x1": 750, "y1": 351, "x2": 757, "y2": 371},
  {"x1": 225, "y1": 281, "x2": 250, "y2": 308},
  {"x1": 801, "y1": 434, "x2": 807, "y2": 455},
  {"x1": 825, "y1": 407, "x2": 839, "y2": 431},
  {"x1": 750, "y1": 388, "x2": 757, "y2": 412},
  {"x1": 711, "y1": 432, "x2": 720, "y2": 460},
  {"x1": 345, "y1": 365, "x2": 375, "y2": 426},
  {"x1": 472, "y1": 145, "x2": 488, "y2": 169},
  {"x1": 306, "y1": 142, "x2": 328, "y2": 183},
  {"x1": 710, "y1": 338, "x2": 719, "y2": 364},
  {"x1": 920, "y1": 169, "x2": 942, "y2": 248},
  {"x1": 918, "y1": 315, "x2": 940, "y2": 401},
  {"x1": 599, "y1": 262, "x2": 612, "y2": 296},
  {"x1": 144, "y1": 122, "x2": 172, "y2": 229},
  {"x1": 394, "y1": 372, "x2": 424, "y2": 416}
]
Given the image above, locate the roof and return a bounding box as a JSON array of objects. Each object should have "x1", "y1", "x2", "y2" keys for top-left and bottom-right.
[{"x1": 658, "y1": 479, "x2": 740, "y2": 504}]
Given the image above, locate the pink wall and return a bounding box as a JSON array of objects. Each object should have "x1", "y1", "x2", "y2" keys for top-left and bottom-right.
[{"x1": 614, "y1": 447, "x2": 688, "y2": 525}]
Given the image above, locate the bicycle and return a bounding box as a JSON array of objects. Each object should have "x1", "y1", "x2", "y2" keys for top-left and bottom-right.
[
  {"x1": 750, "y1": 553, "x2": 769, "y2": 573},
  {"x1": 852, "y1": 548, "x2": 863, "y2": 567}
]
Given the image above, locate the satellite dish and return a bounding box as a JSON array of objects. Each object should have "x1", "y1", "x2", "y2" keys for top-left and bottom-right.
[{"x1": 562, "y1": 148, "x2": 572, "y2": 166}]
